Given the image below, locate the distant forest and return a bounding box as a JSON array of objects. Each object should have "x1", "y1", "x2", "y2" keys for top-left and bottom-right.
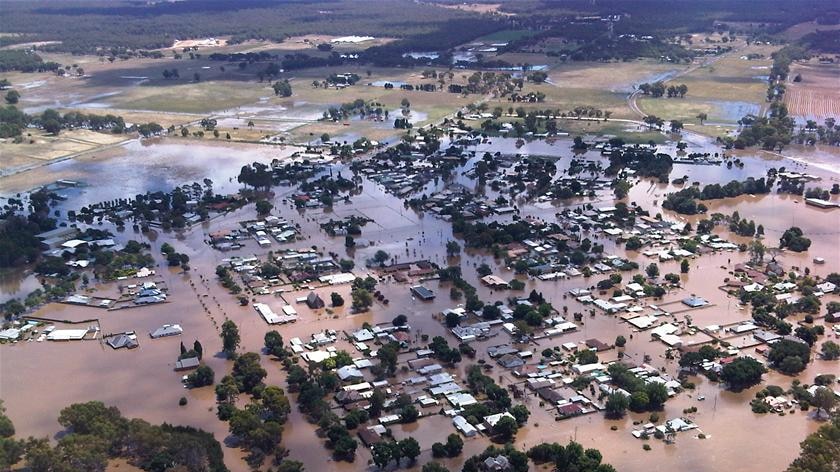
[
  {"x1": 803, "y1": 30, "x2": 840, "y2": 53},
  {"x1": 0, "y1": 0, "x2": 501, "y2": 54},
  {"x1": 1, "y1": 0, "x2": 838, "y2": 69},
  {"x1": 507, "y1": 0, "x2": 839, "y2": 34}
]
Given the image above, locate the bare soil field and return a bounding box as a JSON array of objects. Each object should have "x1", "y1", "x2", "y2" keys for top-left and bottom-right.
[{"x1": 784, "y1": 62, "x2": 840, "y2": 120}]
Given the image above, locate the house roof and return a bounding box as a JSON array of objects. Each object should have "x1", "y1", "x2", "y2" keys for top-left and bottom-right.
[
  {"x1": 106, "y1": 334, "x2": 138, "y2": 349},
  {"x1": 175, "y1": 357, "x2": 200, "y2": 370}
]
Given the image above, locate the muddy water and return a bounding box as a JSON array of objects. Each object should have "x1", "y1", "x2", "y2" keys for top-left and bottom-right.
[
  {"x1": 0, "y1": 271, "x2": 41, "y2": 305},
  {"x1": 0, "y1": 139, "x2": 297, "y2": 200},
  {"x1": 1, "y1": 136, "x2": 839, "y2": 472}
]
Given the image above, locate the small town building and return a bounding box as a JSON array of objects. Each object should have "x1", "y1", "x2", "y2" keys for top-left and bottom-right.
[
  {"x1": 410, "y1": 285, "x2": 436, "y2": 300},
  {"x1": 175, "y1": 357, "x2": 200, "y2": 370}
]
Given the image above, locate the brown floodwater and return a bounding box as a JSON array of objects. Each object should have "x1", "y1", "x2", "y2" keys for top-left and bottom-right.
[{"x1": 1, "y1": 136, "x2": 839, "y2": 472}]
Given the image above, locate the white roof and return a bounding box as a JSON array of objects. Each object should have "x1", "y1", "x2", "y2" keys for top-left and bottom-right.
[
  {"x1": 61, "y1": 239, "x2": 88, "y2": 248},
  {"x1": 627, "y1": 315, "x2": 658, "y2": 330},
  {"x1": 319, "y1": 273, "x2": 356, "y2": 285},
  {"x1": 483, "y1": 412, "x2": 516, "y2": 427},
  {"x1": 573, "y1": 363, "x2": 605, "y2": 374},
  {"x1": 302, "y1": 350, "x2": 334, "y2": 363},
  {"x1": 0, "y1": 328, "x2": 21, "y2": 340},
  {"x1": 453, "y1": 415, "x2": 478, "y2": 436},
  {"x1": 47, "y1": 329, "x2": 89, "y2": 341},
  {"x1": 651, "y1": 323, "x2": 679, "y2": 337},
  {"x1": 446, "y1": 392, "x2": 477, "y2": 407}
]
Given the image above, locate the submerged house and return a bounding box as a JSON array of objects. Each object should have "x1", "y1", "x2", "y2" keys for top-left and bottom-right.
[
  {"x1": 150, "y1": 324, "x2": 183, "y2": 339},
  {"x1": 306, "y1": 292, "x2": 325, "y2": 309},
  {"x1": 175, "y1": 357, "x2": 200, "y2": 371},
  {"x1": 410, "y1": 285, "x2": 435, "y2": 301},
  {"x1": 106, "y1": 334, "x2": 138, "y2": 350}
]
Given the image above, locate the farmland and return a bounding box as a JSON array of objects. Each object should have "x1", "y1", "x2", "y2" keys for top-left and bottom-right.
[{"x1": 785, "y1": 62, "x2": 840, "y2": 121}]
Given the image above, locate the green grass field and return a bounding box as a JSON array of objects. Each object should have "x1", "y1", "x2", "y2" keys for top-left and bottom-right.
[
  {"x1": 111, "y1": 81, "x2": 271, "y2": 114},
  {"x1": 636, "y1": 44, "x2": 777, "y2": 125}
]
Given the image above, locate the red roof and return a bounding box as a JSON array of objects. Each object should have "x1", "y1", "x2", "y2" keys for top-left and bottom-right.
[{"x1": 558, "y1": 403, "x2": 583, "y2": 415}]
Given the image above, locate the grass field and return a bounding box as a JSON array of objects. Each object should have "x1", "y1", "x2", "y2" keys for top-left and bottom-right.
[
  {"x1": 637, "y1": 44, "x2": 777, "y2": 126},
  {"x1": 548, "y1": 60, "x2": 685, "y2": 93},
  {"x1": 110, "y1": 81, "x2": 271, "y2": 114},
  {"x1": 479, "y1": 60, "x2": 690, "y2": 121}
]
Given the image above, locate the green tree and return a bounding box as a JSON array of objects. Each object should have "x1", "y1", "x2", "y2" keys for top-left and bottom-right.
[
  {"x1": 445, "y1": 433, "x2": 464, "y2": 457},
  {"x1": 371, "y1": 442, "x2": 393, "y2": 469},
  {"x1": 605, "y1": 393, "x2": 629, "y2": 418},
  {"x1": 780, "y1": 227, "x2": 811, "y2": 252},
  {"x1": 351, "y1": 288, "x2": 372, "y2": 310},
  {"x1": 812, "y1": 387, "x2": 837, "y2": 418},
  {"x1": 769, "y1": 339, "x2": 811, "y2": 374},
  {"x1": 625, "y1": 237, "x2": 642, "y2": 250},
  {"x1": 785, "y1": 414, "x2": 840, "y2": 472},
  {"x1": 445, "y1": 310, "x2": 461, "y2": 328},
  {"x1": 186, "y1": 365, "x2": 215, "y2": 387},
  {"x1": 232, "y1": 352, "x2": 267, "y2": 393},
  {"x1": 821, "y1": 341, "x2": 840, "y2": 360},
  {"x1": 510, "y1": 404, "x2": 530, "y2": 425},
  {"x1": 276, "y1": 460, "x2": 305, "y2": 472},
  {"x1": 613, "y1": 179, "x2": 632, "y2": 199},
  {"x1": 264, "y1": 330, "x2": 287, "y2": 358},
  {"x1": 629, "y1": 391, "x2": 649, "y2": 412},
  {"x1": 4, "y1": 90, "x2": 20, "y2": 104},
  {"x1": 373, "y1": 250, "x2": 390, "y2": 266},
  {"x1": 273, "y1": 79, "x2": 292, "y2": 97},
  {"x1": 721, "y1": 357, "x2": 766, "y2": 389},
  {"x1": 399, "y1": 405, "x2": 419, "y2": 423},
  {"x1": 423, "y1": 462, "x2": 449, "y2": 472},
  {"x1": 368, "y1": 388, "x2": 385, "y2": 418},
  {"x1": 578, "y1": 349, "x2": 598, "y2": 365},
  {"x1": 221, "y1": 319, "x2": 240, "y2": 355},
  {"x1": 57, "y1": 401, "x2": 125, "y2": 437},
  {"x1": 260, "y1": 385, "x2": 291, "y2": 422},
  {"x1": 399, "y1": 437, "x2": 421, "y2": 464},
  {"x1": 493, "y1": 415, "x2": 519, "y2": 442},
  {"x1": 255, "y1": 200, "x2": 273, "y2": 215},
  {"x1": 215, "y1": 375, "x2": 239, "y2": 404},
  {"x1": 645, "y1": 382, "x2": 669, "y2": 409}
]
